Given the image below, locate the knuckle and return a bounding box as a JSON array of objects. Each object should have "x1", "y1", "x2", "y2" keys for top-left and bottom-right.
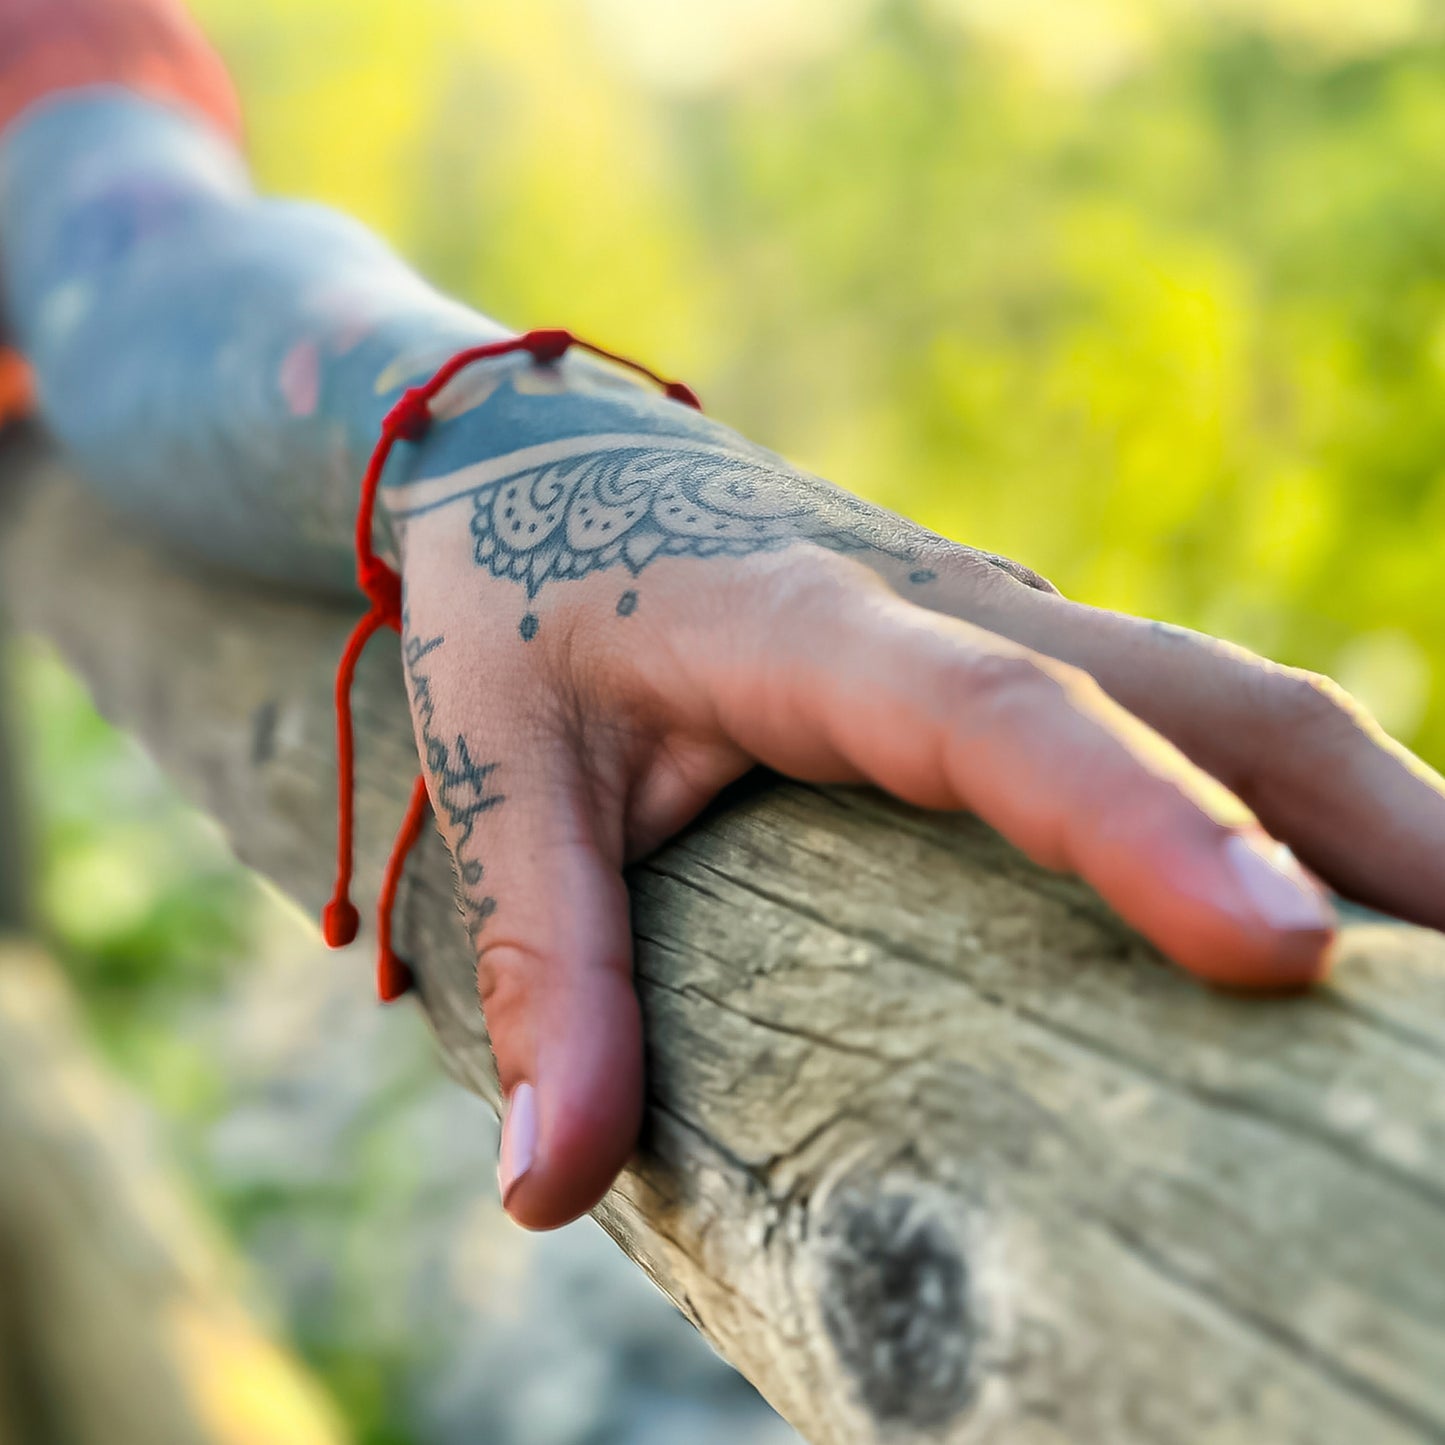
[
  {"x1": 1015, "y1": 564, "x2": 1062, "y2": 596},
  {"x1": 1266, "y1": 667, "x2": 1365, "y2": 741},
  {"x1": 941, "y1": 648, "x2": 1087, "y2": 718},
  {"x1": 772, "y1": 547, "x2": 873, "y2": 615},
  {"x1": 474, "y1": 941, "x2": 537, "y2": 1030},
  {"x1": 720, "y1": 547, "x2": 884, "y2": 647},
  {"x1": 953, "y1": 546, "x2": 1062, "y2": 597}
]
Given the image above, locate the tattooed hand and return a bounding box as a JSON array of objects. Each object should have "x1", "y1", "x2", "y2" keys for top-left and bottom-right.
[
  {"x1": 11, "y1": 94, "x2": 1441, "y2": 1234},
  {"x1": 388, "y1": 355, "x2": 1445, "y2": 1232}
]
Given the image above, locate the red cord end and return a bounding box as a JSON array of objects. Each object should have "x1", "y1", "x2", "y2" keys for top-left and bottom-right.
[
  {"x1": 377, "y1": 946, "x2": 415, "y2": 1002},
  {"x1": 323, "y1": 895, "x2": 360, "y2": 948},
  {"x1": 664, "y1": 380, "x2": 702, "y2": 409},
  {"x1": 524, "y1": 328, "x2": 573, "y2": 364}
]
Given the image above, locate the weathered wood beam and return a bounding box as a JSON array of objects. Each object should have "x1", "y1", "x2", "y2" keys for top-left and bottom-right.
[{"x1": 5, "y1": 431, "x2": 1445, "y2": 1444}]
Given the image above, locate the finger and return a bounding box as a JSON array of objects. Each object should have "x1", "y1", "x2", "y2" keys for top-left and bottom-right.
[
  {"x1": 411, "y1": 667, "x2": 641, "y2": 1231},
  {"x1": 480, "y1": 778, "x2": 642, "y2": 1232},
  {"x1": 938, "y1": 573, "x2": 1445, "y2": 932},
  {"x1": 674, "y1": 555, "x2": 1334, "y2": 989}
]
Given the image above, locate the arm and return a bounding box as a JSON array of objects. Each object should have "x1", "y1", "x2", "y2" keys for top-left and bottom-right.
[
  {"x1": 4, "y1": 4, "x2": 1445, "y2": 1233},
  {"x1": 0, "y1": 88, "x2": 823, "y2": 593}
]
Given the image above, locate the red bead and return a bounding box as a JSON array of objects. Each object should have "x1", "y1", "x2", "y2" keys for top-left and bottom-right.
[
  {"x1": 377, "y1": 947, "x2": 414, "y2": 1002},
  {"x1": 524, "y1": 328, "x2": 573, "y2": 364},
  {"x1": 322, "y1": 896, "x2": 359, "y2": 947}
]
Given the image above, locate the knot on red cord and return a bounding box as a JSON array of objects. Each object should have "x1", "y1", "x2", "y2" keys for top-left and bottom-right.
[
  {"x1": 524, "y1": 327, "x2": 574, "y2": 364},
  {"x1": 384, "y1": 387, "x2": 433, "y2": 442},
  {"x1": 358, "y1": 557, "x2": 403, "y2": 625}
]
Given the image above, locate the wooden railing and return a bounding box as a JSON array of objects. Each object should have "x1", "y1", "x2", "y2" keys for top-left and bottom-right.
[{"x1": 5, "y1": 428, "x2": 1445, "y2": 1444}]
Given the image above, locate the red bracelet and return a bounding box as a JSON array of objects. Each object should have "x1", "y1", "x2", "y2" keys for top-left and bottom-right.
[{"x1": 322, "y1": 327, "x2": 702, "y2": 1001}]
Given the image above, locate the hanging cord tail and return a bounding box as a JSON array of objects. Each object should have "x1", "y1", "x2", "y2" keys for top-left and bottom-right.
[
  {"x1": 321, "y1": 393, "x2": 416, "y2": 952},
  {"x1": 375, "y1": 773, "x2": 433, "y2": 1001},
  {"x1": 324, "y1": 328, "x2": 702, "y2": 1001},
  {"x1": 321, "y1": 604, "x2": 389, "y2": 947}
]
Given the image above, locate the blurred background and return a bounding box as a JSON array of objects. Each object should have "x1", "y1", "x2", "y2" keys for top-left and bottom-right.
[{"x1": 6, "y1": 0, "x2": 1445, "y2": 1440}]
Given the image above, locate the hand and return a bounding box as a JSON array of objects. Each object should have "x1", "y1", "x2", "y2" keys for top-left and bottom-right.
[{"x1": 392, "y1": 436, "x2": 1445, "y2": 1230}]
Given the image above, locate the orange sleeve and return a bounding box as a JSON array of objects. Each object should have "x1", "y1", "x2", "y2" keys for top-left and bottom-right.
[
  {"x1": 0, "y1": 0, "x2": 240, "y2": 143},
  {"x1": 0, "y1": 0, "x2": 241, "y2": 423},
  {"x1": 0, "y1": 345, "x2": 32, "y2": 426}
]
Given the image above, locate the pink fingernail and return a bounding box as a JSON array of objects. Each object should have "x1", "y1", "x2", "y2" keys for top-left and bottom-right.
[
  {"x1": 498, "y1": 1081, "x2": 537, "y2": 1208},
  {"x1": 1223, "y1": 833, "x2": 1334, "y2": 933}
]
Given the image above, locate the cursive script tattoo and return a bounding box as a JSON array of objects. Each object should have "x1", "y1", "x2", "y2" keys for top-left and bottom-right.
[{"x1": 402, "y1": 614, "x2": 505, "y2": 941}]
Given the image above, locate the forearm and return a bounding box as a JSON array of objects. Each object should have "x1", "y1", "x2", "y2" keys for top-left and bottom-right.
[
  {"x1": 0, "y1": 92, "x2": 770, "y2": 594},
  {"x1": 1, "y1": 90, "x2": 494, "y2": 590}
]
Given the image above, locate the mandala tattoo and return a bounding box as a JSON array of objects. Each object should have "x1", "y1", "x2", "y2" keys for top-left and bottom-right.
[
  {"x1": 402, "y1": 616, "x2": 505, "y2": 942},
  {"x1": 470, "y1": 446, "x2": 889, "y2": 600}
]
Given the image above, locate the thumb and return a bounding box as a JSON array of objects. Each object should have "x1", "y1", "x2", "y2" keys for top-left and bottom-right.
[{"x1": 441, "y1": 741, "x2": 643, "y2": 1232}]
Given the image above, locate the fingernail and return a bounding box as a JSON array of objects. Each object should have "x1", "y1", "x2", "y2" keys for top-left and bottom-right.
[
  {"x1": 498, "y1": 1081, "x2": 537, "y2": 1208},
  {"x1": 1223, "y1": 833, "x2": 1334, "y2": 933}
]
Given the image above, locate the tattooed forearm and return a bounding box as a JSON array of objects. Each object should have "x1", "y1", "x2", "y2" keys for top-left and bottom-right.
[
  {"x1": 402, "y1": 615, "x2": 504, "y2": 941},
  {"x1": 2, "y1": 95, "x2": 1048, "y2": 633}
]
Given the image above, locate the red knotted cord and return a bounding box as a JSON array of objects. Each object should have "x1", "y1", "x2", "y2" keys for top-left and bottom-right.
[{"x1": 323, "y1": 327, "x2": 702, "y2": 1000}]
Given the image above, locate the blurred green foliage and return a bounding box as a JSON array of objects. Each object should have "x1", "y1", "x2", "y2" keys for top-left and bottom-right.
[
  {"x1": 193, "y1": 0, "x2": 1445, "y2": 762},
  {"x1": 12, "y1": 644, "x2": 253, "y2": 1108},
  {"x1": 9, "y1": 4, "x2": 1445, "y2": 1441}
]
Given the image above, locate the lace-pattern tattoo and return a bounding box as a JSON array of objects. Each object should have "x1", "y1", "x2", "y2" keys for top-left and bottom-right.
[{"x1": 470, "y1": 446, "x2": 881, "y2": 599}]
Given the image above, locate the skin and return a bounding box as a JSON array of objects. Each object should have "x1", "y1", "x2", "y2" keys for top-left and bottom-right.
[{"x1": 3, "y1": 94, "x2": 1444, "y2": 1231}]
